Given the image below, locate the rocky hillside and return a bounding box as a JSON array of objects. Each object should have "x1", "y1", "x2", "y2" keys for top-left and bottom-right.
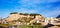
[{"x1": 4, "y1": 12, "x2": 44, "y2": 23}]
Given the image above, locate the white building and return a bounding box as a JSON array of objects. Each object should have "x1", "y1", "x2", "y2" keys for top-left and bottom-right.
[{"x1": 45, "y1": 17, "x2": 57, "y2": 25}]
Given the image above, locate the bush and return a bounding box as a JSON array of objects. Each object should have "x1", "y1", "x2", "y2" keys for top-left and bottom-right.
[{"x1": 18, "y1": 25, "x2": 44, "y2": 28}]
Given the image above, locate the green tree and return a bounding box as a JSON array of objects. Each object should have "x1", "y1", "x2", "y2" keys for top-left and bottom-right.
[{"x1": 10, "y1": 12, "x2": 18, "y2": 14}]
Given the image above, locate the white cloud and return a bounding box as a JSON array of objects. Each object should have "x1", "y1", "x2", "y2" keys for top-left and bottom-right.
[
  {"x1": 43, "y1": 7, "x2": 60, "y2": 17},
  {"x1": 18, "y1": 0, "x2": 60, "y2": 4},
  {"x1": 14, "y1": 8, "x2": 39, "y2": 13},
  {"x1": 14, "y1": 0, "x2": 60, "y2": 17},
  {"x1": 47, "y1": 0, "x2": 60, "y2": 3},
  {"x1": 18, "y1": 0, "x2": 47, "y2": 5}
]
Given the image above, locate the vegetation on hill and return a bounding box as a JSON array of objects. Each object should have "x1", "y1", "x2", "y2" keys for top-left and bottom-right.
[
  {"x1": 17, "y1": 17, "x2": 34, "y2": 23},
  {"x1": 10, "y1": 12, "x2": 18, "y2": 14}
]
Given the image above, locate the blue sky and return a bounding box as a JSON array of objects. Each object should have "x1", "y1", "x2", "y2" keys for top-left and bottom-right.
[{"x1": 0, "y1": 0, "x2": 60, "y2": 18}]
